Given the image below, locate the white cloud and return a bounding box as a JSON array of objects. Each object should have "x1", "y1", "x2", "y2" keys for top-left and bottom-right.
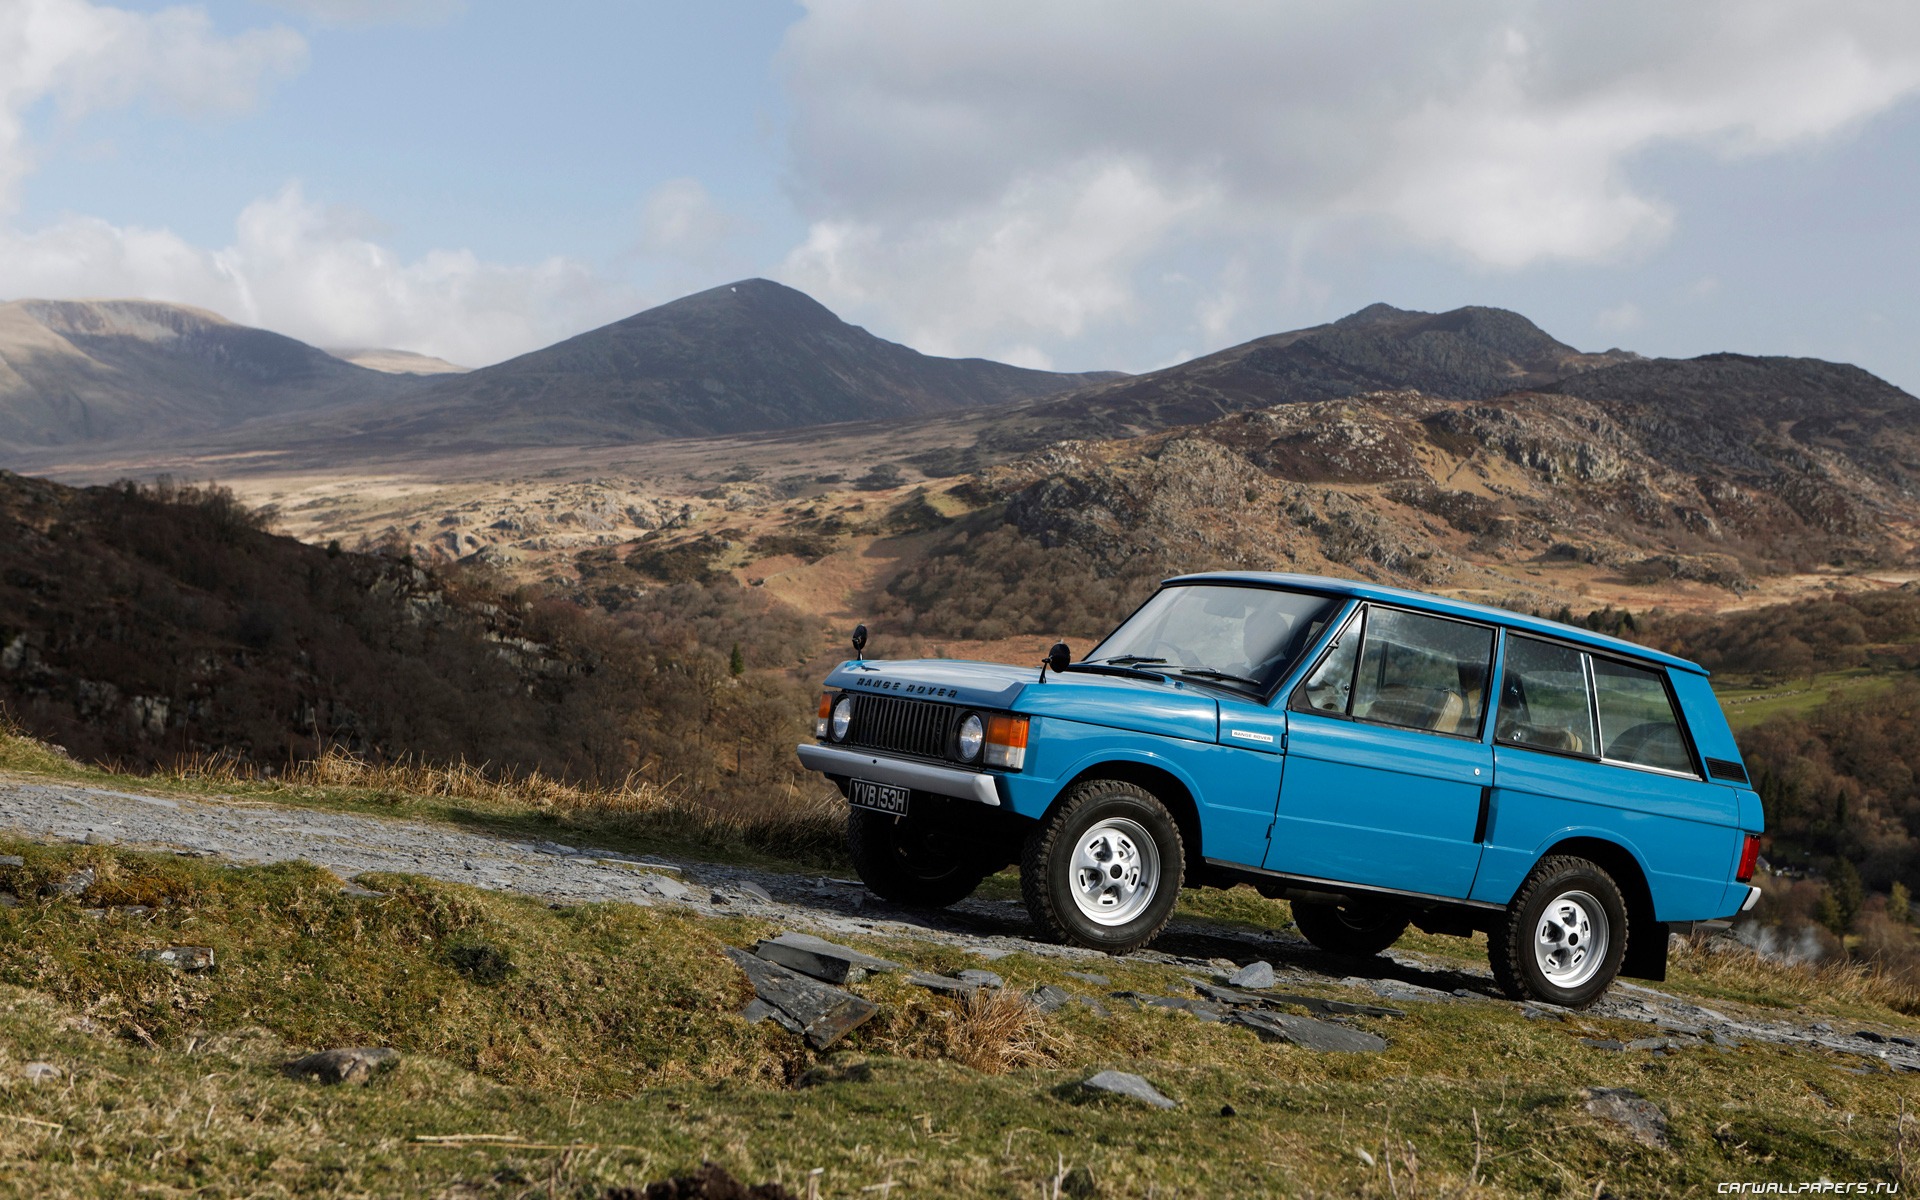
[
  {"x1": 638, "y1": 177, "x2": 739, "y2": 261},
  {"x1": 0, "y1": 0, "x2": 305, "y2": 211},
  {"x1": 0, "y1": 184, "x2": 642, "y2": 365},
  {"x1": 779, "y1": 0, "x2": 1920, "y2": 359}
]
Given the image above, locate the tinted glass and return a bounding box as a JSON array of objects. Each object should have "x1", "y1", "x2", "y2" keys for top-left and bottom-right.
[
  {"x1": 1291, "y1": 608, "x2": 1363, "y2": 714},
  {"x1": 1349, "y1": 608, "x2": 1494, "y2": 735},
  {"x1": 1090, "y1": 585, "x2": 1341, "y2": 693},
  {"x1": 1497, "y1": 636, "x2": 1595, "y2": 756},
  {"x1": 1593, "y1": 658, "x2": 1693, "y2": 773}
]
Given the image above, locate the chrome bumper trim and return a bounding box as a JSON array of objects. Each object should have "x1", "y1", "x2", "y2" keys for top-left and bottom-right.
[
  {"x1": 1740, "y1": 884, "x2": 1761, "y2": 913},
  {"x1": 796, "y1": 743, "x2": 1001, "y2": 807}
]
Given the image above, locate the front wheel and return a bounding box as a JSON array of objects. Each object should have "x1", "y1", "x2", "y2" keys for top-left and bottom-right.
[
  {"x1": 1021, "y1": 779, "x2": 1184, "y2": 953},
  {"x1": 846, "y1": 807, "x2": 992, "y2": 909},
  {"x1": 1291, "y1": 900, "x2": 1410, "y2": 959},
  {"x1": 1488, "y1": 856, "x2": 1629, "y2": 1007}
]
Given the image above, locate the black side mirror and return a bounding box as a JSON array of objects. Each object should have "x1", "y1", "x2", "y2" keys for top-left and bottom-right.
[
  {"x1": 1046, "y1": 641, "x2": 1071, "y2": 674},
  {"x1": 851, "y1": 624, "x2": 868, "y2": 657}
]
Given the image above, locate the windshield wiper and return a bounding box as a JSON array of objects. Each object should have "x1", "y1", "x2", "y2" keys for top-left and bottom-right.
[
  {"x1": 1178, "y1": 667, "x2": 1262, "y2": 689},
  {"x1": 1091, "y1": 655, "x2": 1168, "y2": 666}
]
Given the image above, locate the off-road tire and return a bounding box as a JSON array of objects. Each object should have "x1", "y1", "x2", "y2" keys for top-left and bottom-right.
[
  {"x1": 1291, "y1": 900, "x2": 1411, "y2": 959},
  {"x1": 846, "y1": 807, "x2": 992, "y2": 909},
  {"x1": 1489, "y1": 855, "x2": 1629, "y2": 1008},
  {"x1": 1021, "y1": 778, "x2": 1185, "y2": 953}
]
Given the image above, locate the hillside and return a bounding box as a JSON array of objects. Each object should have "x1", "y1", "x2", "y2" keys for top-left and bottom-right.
[
  {"x1": 291, "y1": 278, "x2": 1122, "y2": 448},
  {"x1": 931, "y1": 302, "x2": 1640, "y2": 457},
  {"x1": 0, "y1": 471, "x2": 825, "y2": 801},
  {"x1": 0, "y1": 300, "x2": 411, "y2": 452}
]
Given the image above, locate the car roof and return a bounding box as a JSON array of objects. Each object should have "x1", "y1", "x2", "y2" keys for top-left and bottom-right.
[{"x1": 1160, "y1": 571, "x2": 1705, "y2": 675}]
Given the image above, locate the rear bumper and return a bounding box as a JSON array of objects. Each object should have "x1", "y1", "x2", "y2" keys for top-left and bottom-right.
[
  {"x1": 1740, "y1": 884, "x2": 1761, "y2": 913},
  {"x1": 795, "y1": 743, "x2": 1002, "y2": 807}
]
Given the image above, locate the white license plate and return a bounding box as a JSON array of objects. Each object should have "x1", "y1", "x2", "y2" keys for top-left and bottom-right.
[{"x1": 848, "y1": 778, "x2": 910, "y2": 816}]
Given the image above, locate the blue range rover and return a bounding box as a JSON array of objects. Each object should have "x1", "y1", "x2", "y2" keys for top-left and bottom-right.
[{"x1": 797, "y1": 573, "x2": 1765, "y2": 1007}]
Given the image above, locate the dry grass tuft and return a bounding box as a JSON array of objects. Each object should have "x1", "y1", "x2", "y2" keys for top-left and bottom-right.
[{"x1": 1672, "y1": 931, "x2": 1920, "y2": 1016}]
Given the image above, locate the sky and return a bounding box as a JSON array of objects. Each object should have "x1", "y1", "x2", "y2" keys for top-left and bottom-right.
[{"x1": 1, "y1": 1, "x2": 1918, "y2": 391}]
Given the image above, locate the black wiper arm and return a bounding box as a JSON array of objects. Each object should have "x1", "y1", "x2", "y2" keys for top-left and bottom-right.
[
  {"x1": 1060, "y1": 663, "x2": 1168, "y2": 681},
  {"x1": 1091, "y1": 655, "x2": 1168, "y2": 666},
  {"x1": 1178, "y1": 667, "x2": 1262, "y2": 688}
]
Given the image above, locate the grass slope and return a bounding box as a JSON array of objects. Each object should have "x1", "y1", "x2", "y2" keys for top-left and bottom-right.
[{"x1": 3, "y1": 834, "x2": 1918, "y2": 1198}]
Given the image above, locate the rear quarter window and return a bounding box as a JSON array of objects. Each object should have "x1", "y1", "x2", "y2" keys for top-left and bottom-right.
[{"x1": 1592, "y1": 658, "x2": 1694, "y2": 774}]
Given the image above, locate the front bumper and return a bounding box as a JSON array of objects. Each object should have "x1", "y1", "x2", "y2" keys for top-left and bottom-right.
[{"x1": 796, "y1": 743, "x2": 1002, "y2": 807}]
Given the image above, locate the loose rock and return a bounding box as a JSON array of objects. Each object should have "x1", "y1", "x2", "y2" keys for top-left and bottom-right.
[
  {"x1": 21, "y1": 1061, "x2": 63, "y2": 1084},
  {"x1": 138, "y1": 946, "x2": 215, "y2": 971},
  {"x1": 1029, "y1": 985, "x2": 1071, "y2": 1014},
  {"x1": 0, "y1": 854, "x2": 23, "y2": 867},
  {"x1": 955, "y1": 968, "x2": 1004, "y2": 989},
  {"x1": 1226, "y1": 961, "x2": 1276, "y2": 989},
  {"x1": 1585, "y1": 1087, "x2": 1669, "y2": 1147},
  {"x1": 1081, "y1": 1070, "x2": 1178, "y2": 1109},
  {"x1": 753, "y1": 932, "x2": 901, "y2": 985},
  {"x1": 726, "y1": 947, "x2": 877, "y2": 1050},
  {"x1": 50, "y1": 866, "x2": 94, "y2": 897},
  {"x1": 283, "y1": 1047, "x2": 400, "y2": 1085},
  {"x1": 1229, "y1": 1009, "x2": 1388, "y2": 1053}
]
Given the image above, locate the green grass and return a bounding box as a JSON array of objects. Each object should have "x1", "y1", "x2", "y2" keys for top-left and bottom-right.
[
  {"x1": 1715, "y1": 668, "x2": 1902, "y2": 729},
  {"x1": 4, "y1": 841, "x2": 1919, "y2": 1197}
]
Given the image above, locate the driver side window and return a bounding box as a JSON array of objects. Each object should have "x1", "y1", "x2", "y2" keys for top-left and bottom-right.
[{"x1": 1291, "y1": 608, "x2": 1363, "y2": 714}]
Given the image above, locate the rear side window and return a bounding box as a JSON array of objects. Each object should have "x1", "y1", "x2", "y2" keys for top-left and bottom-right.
[
  {"x1": 1497, "y1": 636, "x2": 1595, "y2": 755},
  {"x1": 1592, "y1": 659, "x2": 1693, "y2": 774},
  {"x1": 1497, "y1": 635, "x2": 1699, "y2": 776},
  {"x1": 1346, "y1": 607, "x2": 1494, "y2": 736}
]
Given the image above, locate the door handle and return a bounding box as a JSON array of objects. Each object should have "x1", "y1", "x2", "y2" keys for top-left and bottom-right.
[{"x1": 1473, "y1": 785, "x2": 1492, "y2": 844}]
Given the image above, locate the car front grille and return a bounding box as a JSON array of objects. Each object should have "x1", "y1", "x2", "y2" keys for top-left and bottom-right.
[{"x1": 845, "y1": 693, "x2": 959, "y2": 761}]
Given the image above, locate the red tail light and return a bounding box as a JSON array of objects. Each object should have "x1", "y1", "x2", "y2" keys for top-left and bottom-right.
[{"x1": 1735, "y1": 834, "x2": 1761, "y2": 883}]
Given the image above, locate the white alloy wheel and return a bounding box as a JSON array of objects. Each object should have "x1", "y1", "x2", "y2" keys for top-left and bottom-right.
[
  {"x1": 1533, "y1": 889, "x2": 1610, "y2": 989},
  {"x1": 1068, "y1": 817, "x2": 1160, "y2": 926}
]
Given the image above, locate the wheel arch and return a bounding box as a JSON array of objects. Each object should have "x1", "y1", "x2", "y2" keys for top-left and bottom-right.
[
  {"x1": 1534, "y1": 834, "x2": 1666, "y2": 982},
  {"x1": 1056, "y1": 759, "x2": 1204, "y2": 877}
]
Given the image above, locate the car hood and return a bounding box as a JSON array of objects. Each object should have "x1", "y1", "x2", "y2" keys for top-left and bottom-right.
[{"x1": 823, "y1": 658, "x2": 1221, "y2": 745}]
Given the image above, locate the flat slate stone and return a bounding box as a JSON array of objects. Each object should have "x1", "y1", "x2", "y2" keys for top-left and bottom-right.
[
  {"x1": 907, "y1": 971, "x2": 983, "y2": 997},
  {"x1": 1062, "y1": 970, "x2": 1110, "y2": 986},
  {"x1": 1226, "y1": 961, "x2": 1276, "y2": 989},
  {"x1": 1081, "y1": 1070, "x2": 1177, "y2": 1109},
  {"x1": 753, "y1": 932, "x2": 902, "y2": 984},
  {"x1": 956, "y1": 969, "x2": 1004, "y2": 989},
  {"x1": 1229, "y1": 1009, "x2": 1388, "y2": 1053},
  {"x1": 726, "y1": 947, "x2": 877, "y2": 1050},
  {"x1": 740, "y1": 998, "x2": 804, "y2": 1036},
  {"x1": 0, "y1": 854, "x2": 24, "y2": 868},
  {"x1": 284, "y1": 1047, "x2": 399, "y2": 1085},
  {"x1": 1029, "y1": 985, "x2": 1071, "y2": 1014},
  {"x1": 1190, "y1": 981, "x2": 1403, "y2": 1019},
  {"x1": 736, "y1": 881, "x2": 776, "y2": 904}
]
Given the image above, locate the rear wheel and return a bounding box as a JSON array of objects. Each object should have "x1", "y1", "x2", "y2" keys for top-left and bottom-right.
[
  {"x1": 1022, "y1": 779, "x2": 1184, "y2": 953},
  {"x1": 1290, "y1": 899, "x2": 1410, "y2": 959},
  {"x1": 1489, "y1": 855, "x2": 1628, "y2": 1008},
  {"x1": 846, "y1": 806, "x2": 992, "y2": 909}
]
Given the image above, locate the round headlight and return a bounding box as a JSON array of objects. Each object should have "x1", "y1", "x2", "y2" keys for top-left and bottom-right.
[
  {"x1": 830, "y1": 695, "x2": 853, "y2": 741},
  {"x1": 956, "y1": 713, "x2": 985, "y2": 762}
]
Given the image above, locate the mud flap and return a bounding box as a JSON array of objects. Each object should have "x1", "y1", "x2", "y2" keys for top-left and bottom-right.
[{"x1": 1621, "y1": 919, "x2": 1669, "y2": 982}]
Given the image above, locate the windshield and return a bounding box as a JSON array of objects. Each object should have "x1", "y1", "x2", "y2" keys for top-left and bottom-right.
[{"x1": 1086, "y1": 585, "x2": 1343, "y2": 693}]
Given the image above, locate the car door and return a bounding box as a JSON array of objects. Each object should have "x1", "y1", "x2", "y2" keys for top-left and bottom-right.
[{"x1": 1264, "y1": 604, "x2": 1495, "y2": 898}]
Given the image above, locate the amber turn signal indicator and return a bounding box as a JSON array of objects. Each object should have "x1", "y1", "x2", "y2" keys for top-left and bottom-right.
[{"x1": 984, "y1": 713, "x2": 1029, "y2": 770}]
